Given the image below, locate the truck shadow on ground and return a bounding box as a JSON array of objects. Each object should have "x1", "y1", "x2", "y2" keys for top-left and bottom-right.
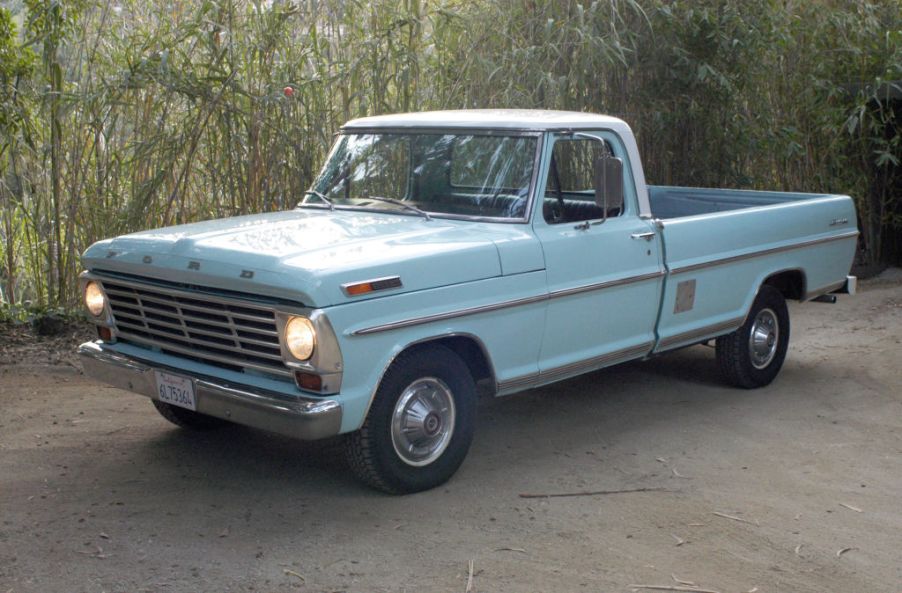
[{"x1": 100, "y1": 344, "x2": 780, "y2": 500}]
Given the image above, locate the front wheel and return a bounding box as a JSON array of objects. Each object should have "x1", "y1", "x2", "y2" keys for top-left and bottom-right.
[
  {"x1": 344, "y1": 345, "x2": 477, "y2": 494},
  {"x1": 716, "y1": 285, "x2": 790, "y2": 389}
]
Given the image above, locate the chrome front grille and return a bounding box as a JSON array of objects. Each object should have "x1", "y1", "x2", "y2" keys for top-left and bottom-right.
[{"x1": 101, "y1": 277, "x2": 289, "y2": 377}]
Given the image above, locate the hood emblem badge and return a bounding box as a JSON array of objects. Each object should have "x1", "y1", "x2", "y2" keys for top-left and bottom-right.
[
  {"x1": 142, "y1": 255, "x2": 153, "y2": 264},
  {"x1": 240, "y1": 270, "x2": 254, "y2": 279},
  {"x1": 188, "y1": 261, "x2": 201, "y2": 270}
]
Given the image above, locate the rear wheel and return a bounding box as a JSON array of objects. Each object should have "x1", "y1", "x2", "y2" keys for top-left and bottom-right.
[
  {"x1": 716, "y1": 285, "x2": 790, "y2": 388},
  {"x1": 152, "y1": 400, "x2": 227, "y2": 430},
  {"x1": 344, "y1": 345, "x2": 477, "y2": 494}
]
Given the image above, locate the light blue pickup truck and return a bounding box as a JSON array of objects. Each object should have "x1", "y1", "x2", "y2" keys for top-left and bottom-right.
[{"x1": 78, "y1": 110, "x2": 858, "y2": 493}]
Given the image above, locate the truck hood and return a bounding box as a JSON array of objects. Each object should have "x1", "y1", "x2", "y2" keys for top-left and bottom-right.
[{"x1": 82, "y1": 209, "x2": 542, "y2": 307}]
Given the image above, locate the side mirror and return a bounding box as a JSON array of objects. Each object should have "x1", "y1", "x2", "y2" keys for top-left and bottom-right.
[{"x1": 594, "y1": 156, "x2": 624, "y2": 221}]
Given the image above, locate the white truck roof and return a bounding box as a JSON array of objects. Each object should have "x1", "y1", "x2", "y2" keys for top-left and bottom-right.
[{"x1": 342, "y1": 109, "x2": 630, "y2": 132}]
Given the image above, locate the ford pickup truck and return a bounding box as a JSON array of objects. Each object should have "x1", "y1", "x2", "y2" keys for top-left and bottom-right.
[{"x1": 78, "y1": 110, "x2": 858, "y2": 493}]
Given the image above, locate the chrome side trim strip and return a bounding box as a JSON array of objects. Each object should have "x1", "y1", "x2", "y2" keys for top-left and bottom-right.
[
  {"x1": 547, "y1": 270, "x2": 665, "y2": 300},
  {"x1": 496, "y1": 341, "x2": 654, "y2": 395},
  {"x1": 669, "y1": 231, "x2": 859, "y2": 275},
  {"x1": 351, "y1": 270, "x2": 665, "y2": 336},
  {"x1": 352, "y1": 293, "x2": 548, "y2": 336},
  {"x1": 539, "y1": 342, "x2": 654, "y2": 384},
  {"x1": 655, "y1": 317, "x2": 745, "y2": 352},
  {"x1": 495, "y1": 374, "x2": 538, "y2": 393}
]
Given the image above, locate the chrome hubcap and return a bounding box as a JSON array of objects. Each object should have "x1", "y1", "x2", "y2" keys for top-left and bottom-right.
[
  {"x1": 391, "y1": 377, "x2": 456, "y2": 467},
  {"x1": 749, "y1": 308, "x2": 779, "y2": 369}
]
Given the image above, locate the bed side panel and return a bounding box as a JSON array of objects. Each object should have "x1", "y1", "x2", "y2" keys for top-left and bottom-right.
[{"x1": 654, "y1": 195, "x2": 857, "y2": 351}]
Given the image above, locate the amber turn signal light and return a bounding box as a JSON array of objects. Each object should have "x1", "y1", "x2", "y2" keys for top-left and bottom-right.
[
  {"x1": 294, "y1": 371, "x2": 322, "y2": 392},
  {"x1": 345, "y1": 282, "x2": 374, "y2": 296}
]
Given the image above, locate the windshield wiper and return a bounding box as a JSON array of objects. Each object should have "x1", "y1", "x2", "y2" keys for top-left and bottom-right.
[
  {"x1": 362, "y1": 195, "x2": 432, "y2": 221},
  {"x1": 303, "y1": 189, "x2": 334, "y2": 210}
]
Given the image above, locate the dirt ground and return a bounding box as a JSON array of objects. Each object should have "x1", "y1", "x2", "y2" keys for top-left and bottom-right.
[{"x1": 1, "y1": 274, "x2": 901, "y2": 593}]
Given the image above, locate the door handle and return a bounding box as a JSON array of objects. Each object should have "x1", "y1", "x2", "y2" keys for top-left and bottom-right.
[{"x1": 630, "y1": 231, "x2": 656, "y2": 241}]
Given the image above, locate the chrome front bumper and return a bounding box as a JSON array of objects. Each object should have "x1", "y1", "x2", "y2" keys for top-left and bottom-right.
[{"x1": 78, "y1": 342, "x2": 342, "y2": 440}]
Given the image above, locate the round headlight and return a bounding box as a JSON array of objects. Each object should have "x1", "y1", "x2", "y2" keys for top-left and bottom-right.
[
  {"x1": 284, "y1": 316, "x2": 316, "y2": 361},
  {"x1": 84, "y1": 281, "x2": 106, "y2": 317}
]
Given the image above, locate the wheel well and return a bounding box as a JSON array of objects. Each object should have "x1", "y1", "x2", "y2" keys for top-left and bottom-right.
[
  {"x1": 763, "y1": 270, "x2": 805, "y2": 301},
  {"x1": 402, "y1": 335, "x2": 495, "y2": 392}
]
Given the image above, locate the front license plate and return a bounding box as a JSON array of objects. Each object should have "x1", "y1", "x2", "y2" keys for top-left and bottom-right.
[{"x1": 154, "y1": 370, "x2": 197, "y2": 411}]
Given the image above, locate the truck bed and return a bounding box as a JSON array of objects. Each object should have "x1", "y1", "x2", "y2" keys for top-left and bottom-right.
[
  {"x1": 648, "y1": 186, "x2": 839, "y2": 219},
  {"x1": 648, "y1": 185, "x2": 858, "y2": 353}
]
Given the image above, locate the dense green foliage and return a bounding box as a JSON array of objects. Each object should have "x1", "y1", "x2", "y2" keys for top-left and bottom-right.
[{"x1": 1, "y1": 0, "x2": 900, "y2": 309}]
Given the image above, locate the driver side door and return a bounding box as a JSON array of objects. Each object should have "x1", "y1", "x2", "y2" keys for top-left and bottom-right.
[{"x1": 534, "y1": 131, "x2": 663, "y2": 380}]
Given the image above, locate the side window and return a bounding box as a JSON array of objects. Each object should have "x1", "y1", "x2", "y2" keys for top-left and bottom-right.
[{"x1": 543, "y1": 137, "x2": 620, "y2": 224}]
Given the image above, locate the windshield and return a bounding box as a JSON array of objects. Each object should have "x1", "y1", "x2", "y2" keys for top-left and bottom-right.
[{"x1": 301, "y1": 132, "x2": 539, "y2": 220}]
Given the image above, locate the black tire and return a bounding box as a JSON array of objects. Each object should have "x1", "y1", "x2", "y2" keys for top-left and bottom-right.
[
  {"x1": 344, "y1": 345, "x2": 477, "y2": 494},
  {"x1": 152, "y1": 400, "x2": 228, "y2": 430},
  {"x1": 716, "y1": 284, "x2": 790, "y2": 389}
]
